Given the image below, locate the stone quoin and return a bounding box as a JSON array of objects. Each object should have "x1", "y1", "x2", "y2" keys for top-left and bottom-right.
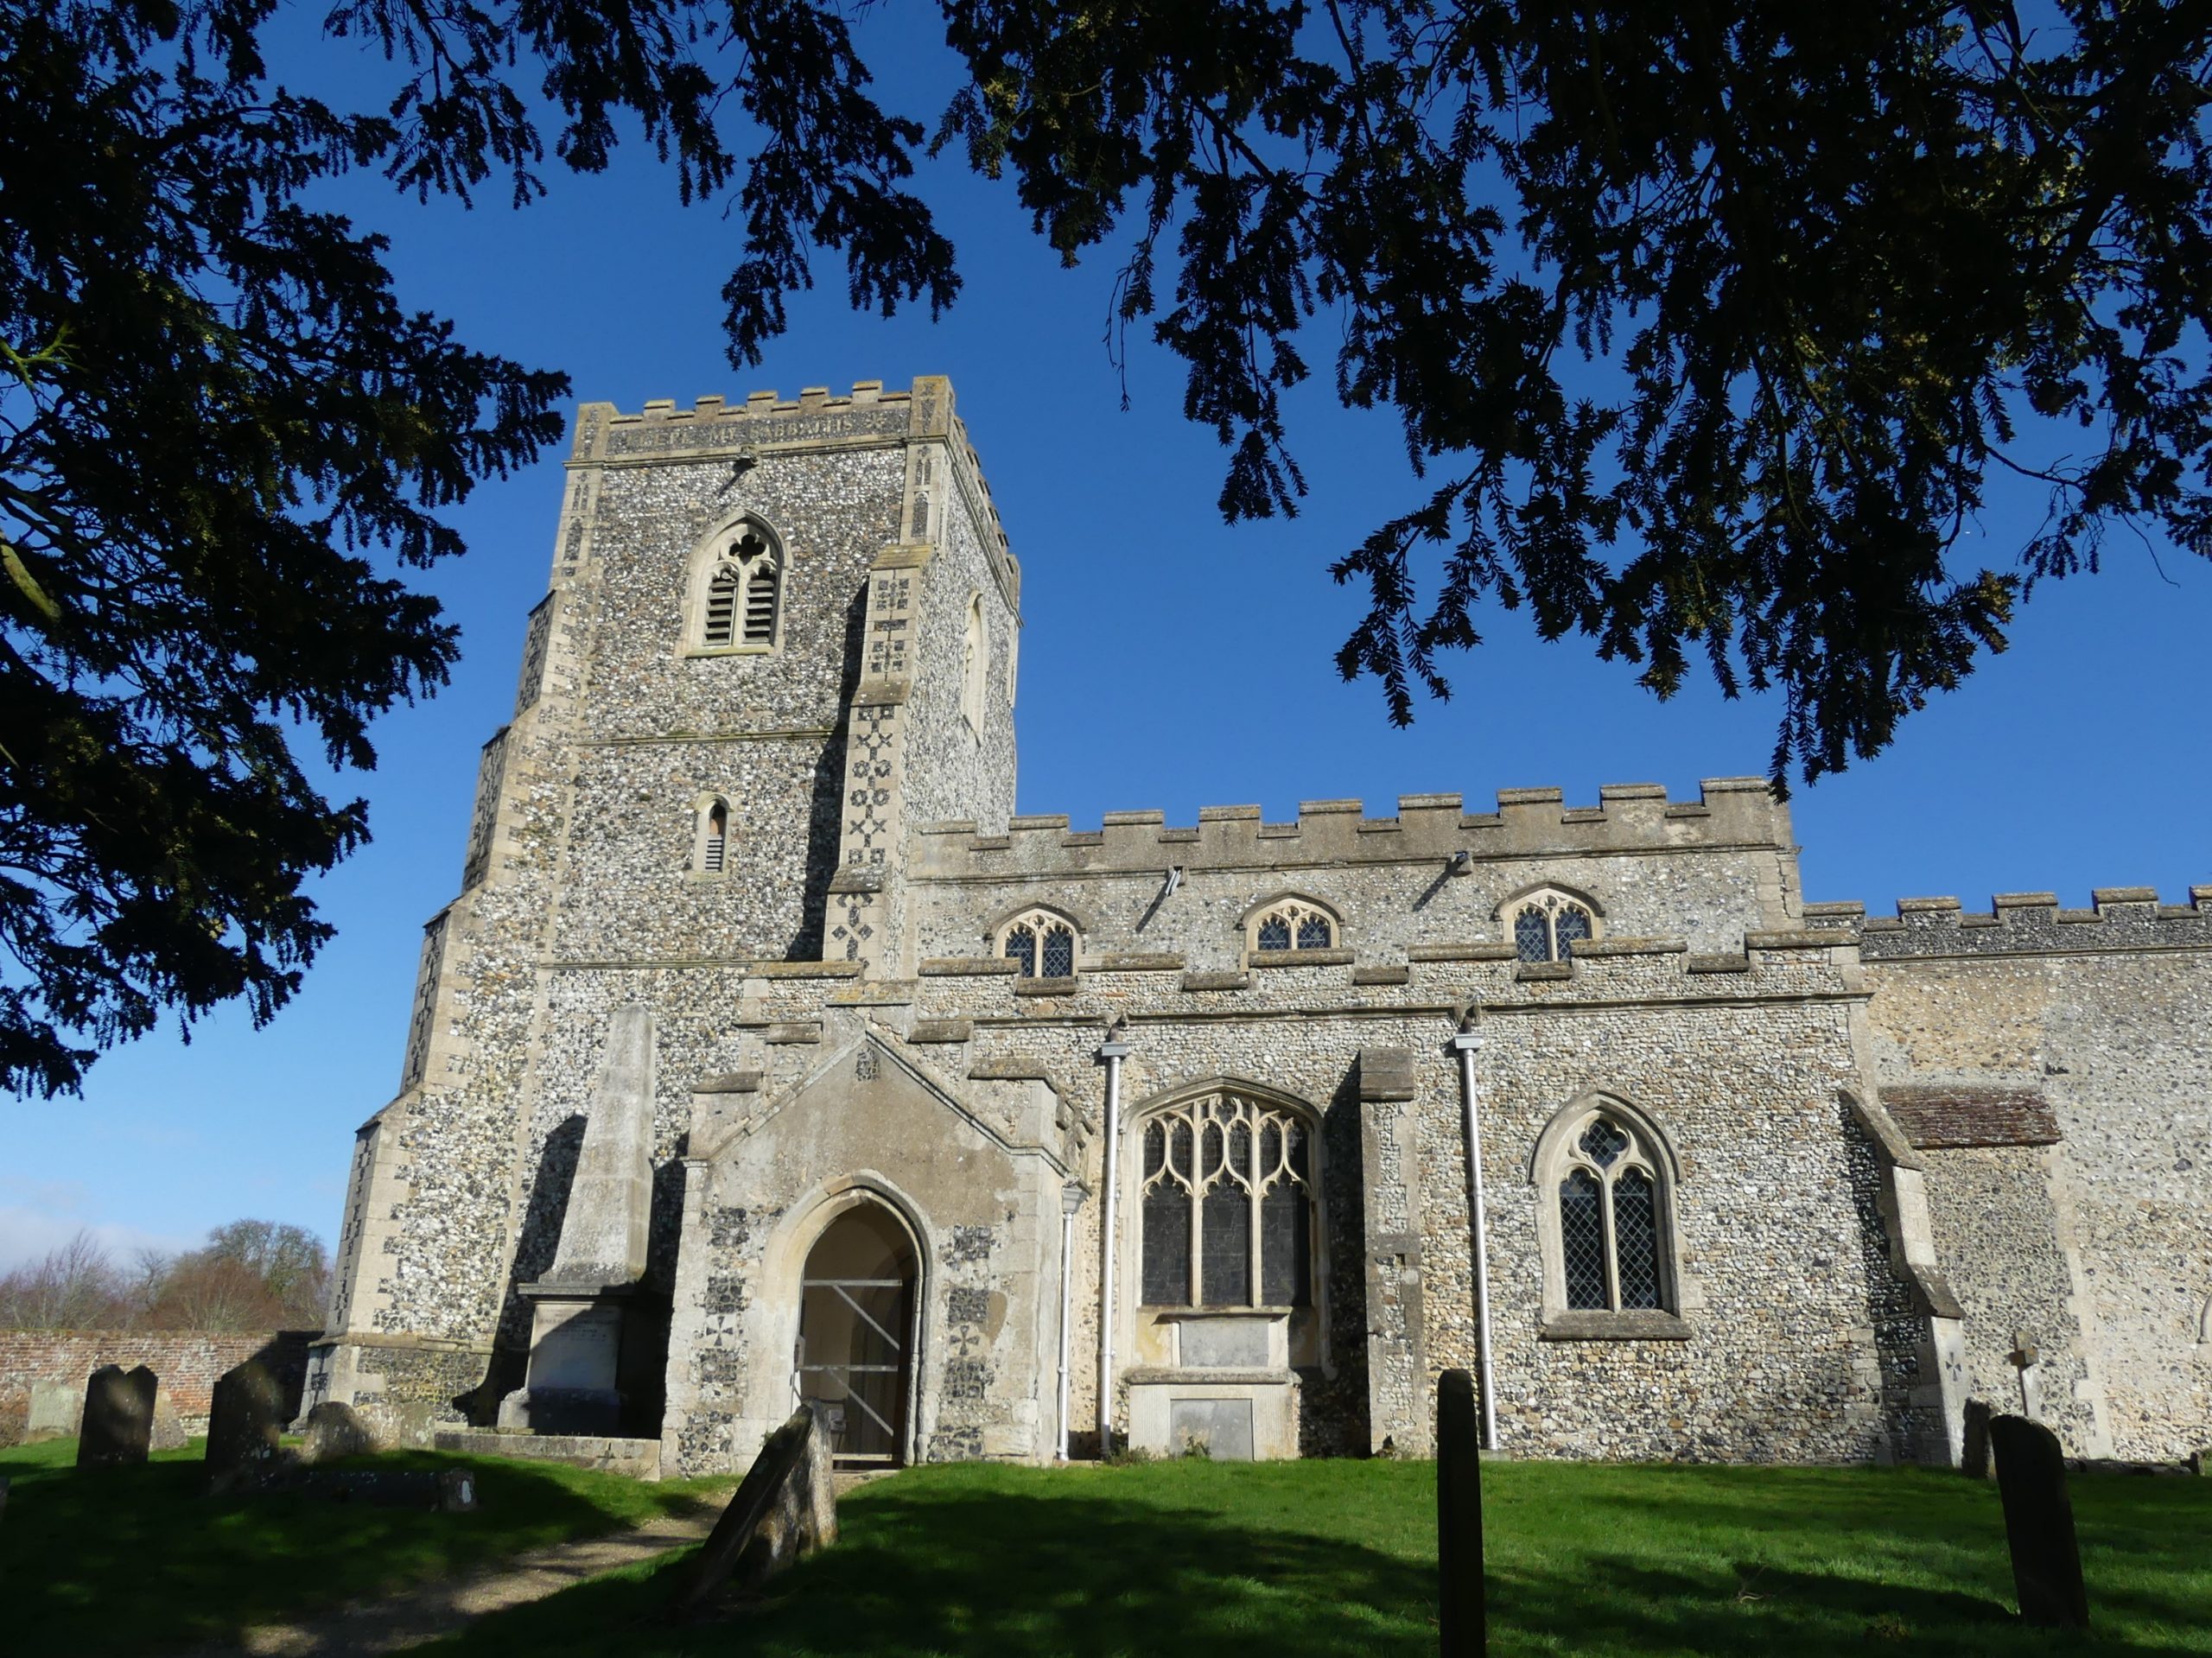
[{"x1": 303, "y1": 377, "x2": 2212, "y2": 1474}]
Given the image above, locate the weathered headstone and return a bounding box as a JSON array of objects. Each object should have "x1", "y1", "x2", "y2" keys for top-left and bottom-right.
[
  {"x1": 26, "y1": 1379, "x2": 83, "y2": 1441},
  {"x1": 1437, "y1": 1368, "x2": 1484, "y2": 1658},
  {"x1": 302, "y1": 1400, "x2": 378, "y2": 1464},
  {"x1": 1990, "y1": 1413, "x2": 2089, "y2": 1630},
  {"x1": 149, "y1": 1386, "x2": 189, "y2": 1452},
  {"x1": 664, "y1": 1407, "x2": 836, "y2": 1620},
  {"x1": 77, "y1": 1365, "x2": 156, "y2": 1468},
  {"x1": 1961, "y1": 1398, "x2": 1994, "y2": 1480},
  {"x1": 439, "y1": 1468, "x2": 480, "y2": 1513},
  {"x1": 206, "y1": 1361, "x2": 287, "y2": 1492},
  {"x1": 0, "y1": 1473, "x2": 10, "y2": 1524}
]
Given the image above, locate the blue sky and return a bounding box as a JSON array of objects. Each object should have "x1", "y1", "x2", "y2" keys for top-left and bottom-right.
[{"x1": 4, "y1": 12, "x2": 2207, "y2": 1270}]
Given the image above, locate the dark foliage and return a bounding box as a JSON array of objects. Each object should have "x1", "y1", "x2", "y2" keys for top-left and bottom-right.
[{"x1": 9, "y1": 1, "x2": 2209, "y2": 1090}]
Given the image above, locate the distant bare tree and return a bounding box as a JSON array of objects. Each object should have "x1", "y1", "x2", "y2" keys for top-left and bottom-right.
[{"x1": 0, "y1": 1230, "x2": 130, "y2": 1329}]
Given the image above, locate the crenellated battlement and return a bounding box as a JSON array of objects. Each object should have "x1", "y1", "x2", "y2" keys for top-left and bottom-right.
[
  {"x1": 1809, "y1": 886, "x2": 2212, "y2": 959},
  {"x1": 567, "y1": 376, "x2": 1014, "y2": 575},
  {"x1": 913, "y1": 778, "x2": 1787, "y2": 877}
]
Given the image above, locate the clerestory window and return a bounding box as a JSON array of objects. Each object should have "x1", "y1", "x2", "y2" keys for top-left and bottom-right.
[
  {"x1": 1248, "y1": 898, "x2": 1338, "y2": 956},
  {"x1": 1503, "y1": 887, "x2": 1599, "y2": 962},
  {"x1": 1000, "y1": 909, "x2": 1077, "y2": 980},
  {"x1": 1139, "y1": 1090, "x2": 1313, "y2": 1309}
]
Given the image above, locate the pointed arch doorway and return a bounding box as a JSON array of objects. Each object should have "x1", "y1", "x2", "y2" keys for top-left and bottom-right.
[{"x1": 796, "y1": 1198, "x2": 920, "y2": 1467}]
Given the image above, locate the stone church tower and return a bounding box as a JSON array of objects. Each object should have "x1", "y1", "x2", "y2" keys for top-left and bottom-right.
[{"x1": 309, "y1": 376, "x2": 2212, "y2": 1476}]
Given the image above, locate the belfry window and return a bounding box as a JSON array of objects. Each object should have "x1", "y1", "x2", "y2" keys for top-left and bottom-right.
[
  {"x1": 999, "y1": 910, "x2": 1077, "y2": 979},
  {"x1": 1139, "y1": 1090, "x2": 1313, "y2": 1308},
  {"x1": 691, "y1": 797, "x2": 732, "y2": 876},
  {"x1": 696, "y1": 522, "x2": 782, "y2": 651},
  {"x1": 1553, "y1": 1111, "x2": 1669, "y2": 1313},
  {"x1": 1249, "y1": 899, "x2": 1337, "y2": 956},
  {"x1": 1503, "y1": 888, "x2": 1599, "y2": 962}
]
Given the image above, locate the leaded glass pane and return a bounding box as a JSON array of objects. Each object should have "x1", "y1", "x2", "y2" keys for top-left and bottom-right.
[
  {"x1": 1040, "y1": 924, "x2": 1075, "y2": 978},
  {"x1": 1579, "y1": 1117, "x2": 1630, "y2": 1168},
  {"x1": 1257, "y1": 916, "x2": 1292, "y2": 951},
  {"x1": 1515, "y1": 909, "x2": 1552, "y2": 962},
  {"x1": 1295, "y1": 912, "x2": 1332, "y2": 949},
  {"x1": 1141, "y1": 1185, "x2": 1190, "y2": 1305},
  {"x1": 1613, "y1": 1168, "x2": 1663, "y2": 1310},
  {"x1": 1261, "y1": 1180, "x2": 1310, "y2": 1305},
  {"x1": 1555, "y1": 905, "x2": 1592, "y2": 957},
  {"x1": 1284, "y1": 1120, "x2": 1309, "y2": 1180},
  {"x1": 1168, "y1": 1118, "x2": 1193, "y2": 1183},
  {"x1": 1560, "y1": 1169, "x2": 1608, "y2": 1309},
  {"x1": 1225, "y1": 1119, "x2": 1251, "y2": 1185},
  {"x1": 1004, "y1": 926, "x2": 1035, "y2": 977},
  {"x1": 1201, "y1": 1185, "x2": 1251, "y2": 1305},
  {"x1": 1142, "y1": 1118, "x2": 1166, "y2": 1181}
]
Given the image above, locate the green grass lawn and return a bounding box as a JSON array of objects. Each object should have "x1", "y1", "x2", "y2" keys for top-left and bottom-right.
[
  {"x1": 0, "y1": 1435, "x2": 729, "y2": 1655},
  {"x1": 417, "y1": 1458, "x2": 2212, "y2": 1658}
]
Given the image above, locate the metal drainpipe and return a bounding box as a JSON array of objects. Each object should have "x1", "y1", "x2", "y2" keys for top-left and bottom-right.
[
  {"x1": 1452, "y1": 1021, "x2": 1499, "y2": 1451},
  {"x1": 1057, "y1": 1181, "x2": 1084, "y2": 1461},
  {"x1": 1094, "y1": 1034, "x2": 1131, "y2": 1454}
]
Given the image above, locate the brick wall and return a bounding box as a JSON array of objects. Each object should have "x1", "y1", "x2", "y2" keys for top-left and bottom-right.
[{"x1": 0, "y1": 1331, "x2": 313, "y2": 1443}]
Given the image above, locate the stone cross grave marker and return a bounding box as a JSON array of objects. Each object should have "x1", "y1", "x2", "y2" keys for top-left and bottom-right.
[
  {"x1": 206, "y1": 1361, "x2": 287, "y2": 1493},
  {"x1": 77, "y1": 1365, "x2": 156, "y2": 1468},
  {"x1": 1437, "y1": 1368, "x2": 1484, "y2": 1657},
  {"x1": 1989, "y1": 1414, "x2": 2089, "y2": 1630}
]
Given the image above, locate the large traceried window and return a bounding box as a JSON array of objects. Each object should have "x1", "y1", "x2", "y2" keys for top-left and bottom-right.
[
  {"x1": 1503, "y1": 886, "x2": 1599, "y2": 962},
  {"x1": 1532, "y1": 1096, "x2": 1683, "y2": 1334},
  {"x1": 1000, "y1": 908, "x2": 1077, "y2": 979},
  {"x1": 1139, "y1": 1090, "x2": 1313, "y2": 1308},
  {"x1": 694, "y1": 520, "x2": 783, "y2": 651}
]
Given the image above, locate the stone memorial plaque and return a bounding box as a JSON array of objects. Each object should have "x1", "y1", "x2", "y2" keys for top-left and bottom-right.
[
  {"x1": 1168, "y1": 1399, "x2": 1254, "y2": 1461},
  {"x1": 1179, "y1": 1318, "x2": 1269, "y2": 1369}
]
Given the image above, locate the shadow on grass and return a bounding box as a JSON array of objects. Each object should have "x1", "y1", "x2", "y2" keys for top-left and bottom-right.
[
  {"x1": 0, "y1": 1439, "x2": 715, "y2": 1657},
  {"x1": 429, "y1": 1483, "x2": 1440, "y2": 1657}
]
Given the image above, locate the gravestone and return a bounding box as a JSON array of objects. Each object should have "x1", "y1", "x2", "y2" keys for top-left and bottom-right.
[
  {"x1": 26, "y1": 1379, "x2": 83, "y2": 1441},
  {"x1": 1961, "y1": 1399, "x2": 1994, "y2": 1480},
  {"x1": 1, "y1": 1473, "x2": 10, "y2": 1524},
  {"x1": 302, "y1": 1400, "x2": 377, "y2": 1463},
  {"x1": 1989, "y1": 1414, "x2": 2089, "y2": 1630},
  {"x1": 664, "y1": 1407, "x2": 836, "y2": 1621},
  {"x1": 1437, "y1": 1368, "x2": 1484, "y2": 1658},
  {"x1": 77, "y1": 1365, "x2": 156, "y2": 1468},
  {"x1": 206, "y1": 1362, "x2": 286, "y2": 1492},
  {"x1": 150, "y1": 1387, "x2": 188, "y2": 1452}
]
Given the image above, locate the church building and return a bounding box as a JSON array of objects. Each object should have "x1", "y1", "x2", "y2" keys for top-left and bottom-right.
[{"x1": 307, "y1": 377, "x2": 2212, "y2": 1474}]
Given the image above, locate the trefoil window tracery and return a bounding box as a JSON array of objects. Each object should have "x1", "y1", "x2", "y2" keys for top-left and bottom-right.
[
  {"x1": 1139, "y1": 1090, "x2": 1313, "y2": 1310},
  {"x1": 1503, "y1": 888, "x2": 1599, "y2": 962},
  {"x1": 1000, "y1": 909, "x2": 1077, "y2": 980}
]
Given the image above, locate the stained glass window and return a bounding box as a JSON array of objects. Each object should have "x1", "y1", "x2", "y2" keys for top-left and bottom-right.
[{"x1": 1137, "y1": 1091, "x2": 1314, "y2": 1309}]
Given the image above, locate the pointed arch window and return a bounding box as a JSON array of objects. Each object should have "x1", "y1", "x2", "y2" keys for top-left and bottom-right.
[
  {"x1": 1247, "y1": 898, "x2": 1338, "y2": 957},
  {"x1": 999, "y1": 909, "x2": 1077, "y2": 980},
  {"x1": 692, "y1": 520, "x2": 783, "y2": 653},
  {"x1": 1532, "y1": 1096, "x2": 1688, "y2": 1337},
  {"x1": 1503, "y1": 887, "x2": 1599, "y2": 962},
  {"x1": 1138, "y1": 1090, "x2": 1313, "y2": 1309},
  {"x1": 690, "y1": 796, "x2": 731, "y2": 877}
]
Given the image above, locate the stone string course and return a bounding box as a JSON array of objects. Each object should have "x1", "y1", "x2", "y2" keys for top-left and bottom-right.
[{"x1": 307, "y1": 376, "x2": 2212, "y2": 1474}]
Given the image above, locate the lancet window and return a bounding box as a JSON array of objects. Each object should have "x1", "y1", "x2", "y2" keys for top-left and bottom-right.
[
  {"x1": 694, "y1": 797, "x2": 729, "y2": 875},
  {"x1": 1139, "y1": 1090, "x2": 1313, "y2": 1309},
  {"x1": 1000, "y1": 910, "x2": 1077, "y2": 980}
]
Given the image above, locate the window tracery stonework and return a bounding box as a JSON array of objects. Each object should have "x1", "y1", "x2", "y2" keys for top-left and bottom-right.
[
  {"x1": 686, "y1": 518, "x2": 785, "y2": 655},
  {"x1": 1531, "y1": 1096, "x2": 1688, "y2": 1339},
  {"x1": 1503, "y1": 887, "x2": 1599, "y2": 962},
  {"x1": 1248, "y1": 898, "x2": 1339, "y2": 957},
  {"x1": 1139, "y1": 1091, "x2": 1314, "y2": 1309},
  {"x1": 999, "y1": 909, "x2": 1076, "y2": 979}
]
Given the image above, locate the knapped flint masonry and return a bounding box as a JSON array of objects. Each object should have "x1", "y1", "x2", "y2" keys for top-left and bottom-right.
[{"x1": 302, "y1": 376, "x2": 2212, "y2": 1475}]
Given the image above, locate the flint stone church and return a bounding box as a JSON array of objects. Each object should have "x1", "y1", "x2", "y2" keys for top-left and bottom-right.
[{"x1": 305, "y1": 376, "x2": 2212, "y2": 1477}]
